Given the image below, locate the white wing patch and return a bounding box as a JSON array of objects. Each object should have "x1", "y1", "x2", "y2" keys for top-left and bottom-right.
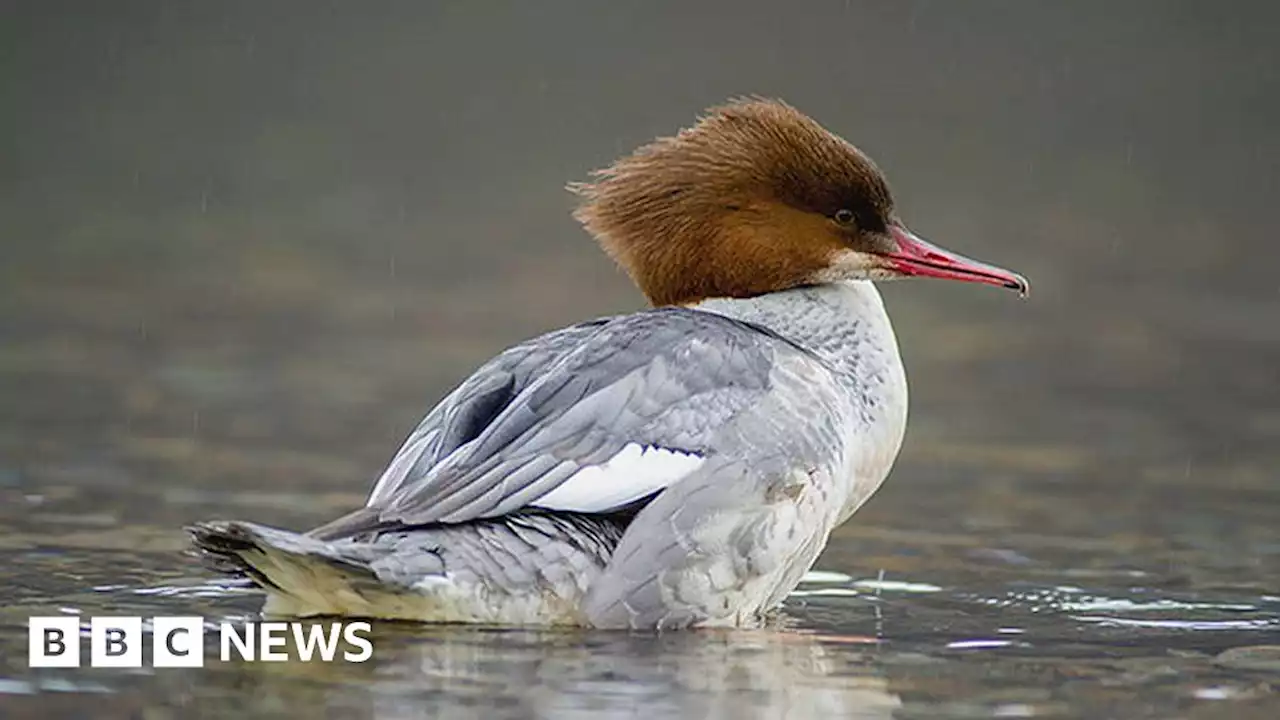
[{"x1": 532, "y1": 443, "x2": 704, "y2": 513}]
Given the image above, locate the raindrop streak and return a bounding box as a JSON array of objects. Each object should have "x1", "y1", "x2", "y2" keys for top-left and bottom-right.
[{"x1": 908, "y1": 1, "x2": 925, "y2": 33}]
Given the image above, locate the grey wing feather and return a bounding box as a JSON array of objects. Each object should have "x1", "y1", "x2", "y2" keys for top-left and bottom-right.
[
  {"x1": 366, "y1": 318, "x2": 610, "y2": 505},
  {"x1": 368, "y1": 308, "x2": 800, "y2": 528}
]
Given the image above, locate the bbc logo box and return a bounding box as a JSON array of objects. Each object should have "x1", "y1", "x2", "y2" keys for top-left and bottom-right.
[{"x1": 29, "y1": 616, "x2": 373, "y2": 667}]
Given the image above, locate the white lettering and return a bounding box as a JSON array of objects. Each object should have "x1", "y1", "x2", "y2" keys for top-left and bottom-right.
[
  {"x1": 219, "y1": 623, "x2": 255, "y2": 661},
  {"x1": 259, "y1": 622, "x2": 290, "y2": 661},
  {"x1": 342, "y1": 622, "x2": 373, "y2": 662},
  {"x1": 291, "y1": 622, "x2": 342, "y2": 662}
]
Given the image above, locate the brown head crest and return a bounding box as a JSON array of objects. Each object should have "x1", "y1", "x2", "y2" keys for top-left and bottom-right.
[{"x1": 570, "y1": 98, "x2": 899, "y2": 306}]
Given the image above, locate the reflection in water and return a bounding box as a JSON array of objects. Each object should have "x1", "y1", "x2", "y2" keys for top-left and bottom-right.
[
  {"x1": 4, "y1": 564, "x2": 1278, "y2": 719},
  {"x1": 0, "y1": 624, "x2": 900, "y2": 720},
  {"x1": 348, "y1": 629, "x2": 900, "y2": 720}
]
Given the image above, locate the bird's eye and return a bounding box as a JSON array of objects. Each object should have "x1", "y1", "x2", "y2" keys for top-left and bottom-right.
[{"x1": 833, "y1": 209, "x2": 856, "y2": 226}]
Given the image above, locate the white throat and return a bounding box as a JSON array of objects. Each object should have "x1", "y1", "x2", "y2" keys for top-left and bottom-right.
[{"x1": 689, "y1": 281, "x2": 903, "y2": 382}]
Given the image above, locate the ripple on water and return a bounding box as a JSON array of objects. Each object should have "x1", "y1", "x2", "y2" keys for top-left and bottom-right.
[
  {"x1": 965, "y1": 584, "x2": 1280, "y2": 634},
  {"x1": 792, "y1": 568, "x2": 1280, "y2": 648},
  {"x1": 794, "y1": 569, "x2": 943, "y2": 598}
]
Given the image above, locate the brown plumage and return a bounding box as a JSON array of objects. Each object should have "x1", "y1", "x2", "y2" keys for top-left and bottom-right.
[{"x1": 570, "y1": 98, "x2": 901, "y2": 307}]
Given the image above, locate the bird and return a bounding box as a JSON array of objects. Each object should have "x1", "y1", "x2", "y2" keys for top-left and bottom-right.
[{"x1": 190, "y1": 97, "x2": 1028, "y2": 630}]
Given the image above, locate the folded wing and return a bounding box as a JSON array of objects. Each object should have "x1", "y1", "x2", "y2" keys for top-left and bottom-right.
[{"x1": 349, "y1": 307, "x2": 819, "y2": 531}]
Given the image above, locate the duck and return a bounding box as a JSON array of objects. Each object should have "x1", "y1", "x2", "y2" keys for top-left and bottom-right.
[{"x1": 190, "y1": 98, "x2": 1028, "y2": 630}]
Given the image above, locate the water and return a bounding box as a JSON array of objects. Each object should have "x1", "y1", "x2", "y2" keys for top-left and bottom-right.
[
  {"x1": 5, "y1": 2, "x2": 1280, "y2": 717},
  {"x1": 1, "y1": 519, "x2": 1278, "y2": 719},
  {"x1": 1, "y1": 250, "x2": 1278, "y2": 717},
  {"x1": 3, "y1": 186, "x2": 1280, "y2": 720}
]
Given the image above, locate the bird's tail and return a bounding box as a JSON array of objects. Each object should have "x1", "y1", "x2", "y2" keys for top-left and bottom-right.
[
  {"x1": 189, "y1": 520, "x2": 414, "y2": 618},
  {"x1": 189, "y1": 512, "x2": 629, "y2": 623}
]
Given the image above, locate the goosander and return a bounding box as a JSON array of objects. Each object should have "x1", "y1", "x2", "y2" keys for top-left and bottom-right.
[{"x1": 191, "y1": 98, "x2": 1028, "y2": 630}]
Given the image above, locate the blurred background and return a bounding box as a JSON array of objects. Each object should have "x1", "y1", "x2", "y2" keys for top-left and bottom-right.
[{"x1": 2, "y1": 2, "x2": 1279, "y2": 718}]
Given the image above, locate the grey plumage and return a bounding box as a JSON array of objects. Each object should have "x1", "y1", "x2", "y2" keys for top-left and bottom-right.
[
  {"x1": 191, "y1": 282, "x2": 909, "y2": 629},
  {"x1": 192, "y1": 511, "x2": 630, "y2": 624},
  {"x1": 352, "y1": 307, "x2": 813, "y2": 529}
]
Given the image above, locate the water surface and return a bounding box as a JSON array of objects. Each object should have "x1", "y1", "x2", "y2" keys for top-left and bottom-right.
[
  {"x1": 2, "y1": 241, "x2": 1278, "y2": 718},
  {"x1": 4, "y1": 2, "x2": 1280, "y2": 717}
]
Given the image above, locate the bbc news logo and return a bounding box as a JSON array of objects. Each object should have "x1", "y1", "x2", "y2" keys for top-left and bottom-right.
[{"x1": 29, "y1": 617, "x2": 373, "y2": 667}]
